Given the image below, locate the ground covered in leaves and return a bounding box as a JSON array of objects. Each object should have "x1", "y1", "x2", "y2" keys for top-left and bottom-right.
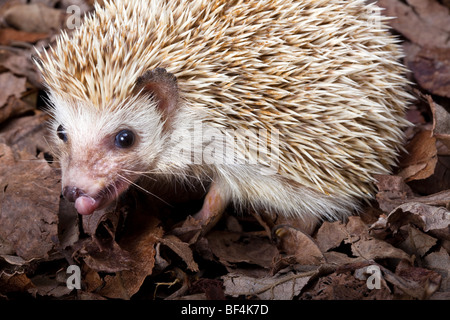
[{"x1": 0, "y1": 0, "x2": 449, "y2": 300}]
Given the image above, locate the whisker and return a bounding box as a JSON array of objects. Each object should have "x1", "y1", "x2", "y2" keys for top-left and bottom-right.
[{"x1": 117, "y1": 174, "x2": 172, "y2": 207}]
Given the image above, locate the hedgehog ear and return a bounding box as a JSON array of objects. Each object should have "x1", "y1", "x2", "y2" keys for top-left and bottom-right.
[{"x1": 134, "y1": 68, "x2": 179, "y2": 127}]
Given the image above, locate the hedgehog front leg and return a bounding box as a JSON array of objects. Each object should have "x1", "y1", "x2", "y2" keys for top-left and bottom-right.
[{"x1": 193, "y1": 182, "x2": 229, "y2": 232}]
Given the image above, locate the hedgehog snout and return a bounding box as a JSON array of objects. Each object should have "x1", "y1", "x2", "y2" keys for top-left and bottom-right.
[{"x1": 62, "y1": 185, "x2": 85, "y2": 202}]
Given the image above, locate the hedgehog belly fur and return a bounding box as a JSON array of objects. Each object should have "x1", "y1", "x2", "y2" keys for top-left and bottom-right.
[{"x1": 36, "y1": 0, "x2": 411, "y2": 223}]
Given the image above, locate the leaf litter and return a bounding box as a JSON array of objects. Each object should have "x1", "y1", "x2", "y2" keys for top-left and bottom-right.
[{"x1": 0, "y1": 0, "x2": 449, "y2": 300}]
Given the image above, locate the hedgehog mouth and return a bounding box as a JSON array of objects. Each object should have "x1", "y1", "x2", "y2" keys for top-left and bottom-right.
[{"x1": 74, "y1": 179, "x2": 131, "y2": 215}]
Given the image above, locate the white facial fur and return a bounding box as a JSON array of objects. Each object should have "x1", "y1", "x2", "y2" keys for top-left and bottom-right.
[{"x1": 48, "y1": 92, "x2": 168, "y2": 200}]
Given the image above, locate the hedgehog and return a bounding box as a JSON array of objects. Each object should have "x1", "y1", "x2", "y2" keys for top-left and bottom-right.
[{"x1": 34, "y1": 0, "x2": 411, "y2": 231}]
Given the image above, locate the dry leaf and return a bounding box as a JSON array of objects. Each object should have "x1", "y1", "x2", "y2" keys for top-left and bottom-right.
[
  {"x1": 393, "y1": 260, "x2": 442, "y2": 299},
  {"x1": 304, "y1": 271, "x2": 391, "y2": 300},
  {"x1": 0, "y1": 111, "x2": 51, "y2": 156},
  {"x1": 350, "y1": 237, "x2": 411, "y2": 262},
  {"x1": 0, "y1": 72, "x2": 27, "y2": 108},
  {"x1": 189, "y1": 278, "x2": 225, "y2": 300},
  {"x1": 398, "y1": 225, "x2": 438, "y2": 257},
  {"x1": 315, "y1": 221, "x2": 347, "y2": 252},
  {"x1": 0, "y1": 28, "x2": 49, "y2": 46},
  {"x1": 29, "y1": 273, "x2": 72, "y2": 298},
  {"x1": 97, "y1": 215, "x2": 163, "y2": 299},
  {"x1": 159, "y1": 234, "x2": 199, "y2": 272},
  {"x1": 424, "y1": 248, "x2": 450, "y2": 294},
  {"x1": 398, "y1": 130, "x2": 437, "y2": 182},
  {"x1": 207, "y1": 231, "x2": 278, "y2": 269},
  {"x1": 222, "y1": 270, "x2": 314, "y2": 299},
  {"x1": 375, "y1": 175, "x2": 415, "y2": 213},
  {"x1": 0, "y1": 50, "x2": 43, "y2": 89},
  {"x1": 275, "y1": 225, "x2": 325, "y2": 265},
  {"x1": 3, "y1": 4, "x2": 65, "y2": 33},
  {"x1": 0, "y1": 96, "x2": 35, "y2": 124},
  {"x1": 378, "y1": 0, "x2": 450, "y2": 48},
  {"x1": 0, "y1": 272, "x2": 35, "y2": 295},
  {"x1": 428, "y1": 95, "x2": 450, "y2": 142},
  {"x1": 387, "y1": 202, "x2": 450, "y2": 233},
  {"x1": 0, "y1": 143, "x2": 60, "y2": 260}
]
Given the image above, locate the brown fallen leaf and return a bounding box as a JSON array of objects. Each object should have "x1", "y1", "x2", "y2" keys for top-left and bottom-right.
[
  {"x1": 3, "y1": 4, "x2": 66, "y2": 34},
  {"x1": 0, "y1": 72, "x2": 27, "y2": 108},
  {"x1": 0, "y1": 143, "x2": 60, "y2": 260},
  {"x1": 29, "y1": 272, "x2": 72, "y2": 298},
  {"x1": 207, "y1": 230, "x2": 278, "y2": 269},
  {"x1": 387, "y1": 202, "x2": 450, "y2": 234},
  {"x1": 188, "y1": 278, "x2": 225, "y2": 300},
  {"x1": 375, "y1": 175, "x2": 415, "y2": 213},
  {"x1": 405, "y1": 46, "x2": 450, "y2": 98},
  {"x1": 0, "y1": 96, "x2": 35, "y2": 125},
  {"x1": 392, "y1": 260, "x2": 442, "y2": 299},
  {"x1": 303, "y1": 271, "x2": 392, "y2": 300},
  {"x1": 315, "y1": 221, "x2": 347, "y2": 252},
  {"x1": 378, "y1": 0, "x2": 450, "y2": 49},
  {"x1": 158, "y1": 234, "x2": 199, "y2": 272},
  {"x1": 96, "y1": 214, "x2": 163, "y2": 299},
  {"x1": 0, "y1": 271, "x2": 35, "y2": 296},
  {"x1": 398, "y1": 225, "x2": 438, "y2": 257},
  {"x1": 424, "y1": 248, "x2": 450, "y2": 296},
  {"x1": 323, "y1": 251, "x2": 367, "y2": 266},
  {"x1": 0, "y1": 50, "x2": 43, "y2": 89},
  {"x1": 0, "y1": 111, "x2": 51, "y2": 157},
  {"x1": 0, "y1": 28, "x2": 49, "y2": 46},
  {"x1": 275, "y1": 225, "x2": 325, "y2": 266},
  {"x1": 398, "y1": 130, "x2": 437, "y2": 182},
  {"x1": 349, "y1": 235, "x2": 411, "y2": 262},
  {"x1": 407, "y1": 190, "x2": 450, "y2": 207},
  {"x1": 428, "y1": 95, "x2": 450, "y2": 144},
  {"x1": 222, "y1": 270, "x2": 315, "y2": 299}
]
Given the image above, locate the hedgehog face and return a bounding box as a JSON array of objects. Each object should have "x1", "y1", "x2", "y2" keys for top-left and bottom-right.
[{"x1": 48, "y1": 91, "x2": 168, "y2": 215}]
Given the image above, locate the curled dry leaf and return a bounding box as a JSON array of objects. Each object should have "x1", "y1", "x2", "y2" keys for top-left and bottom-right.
[
  {"x1": 158, "y1": 234, "x2": 199, "y2": 272},
  {"x1": 398, "y1": 130, "x2": 437, "y2": 182},
  {"x1": 275, "y1": 225, "x2": 325, "y2": 266},
  {"x1": 387, "y1": 202, "x2": 450, "y2": 234},
  {"x1": 345, "y1": 217, "x2": 411, "y2": 262},
  {"x1": 428, "y1": 95, "x2": 450, "y2": 145}
]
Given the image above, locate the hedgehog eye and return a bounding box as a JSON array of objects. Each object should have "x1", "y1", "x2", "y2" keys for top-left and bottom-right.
[
  {"x1": 115, "y1": 129, "x2": 135, "y2": 149},
  {"x1": 56, "y1": 124, "x2": 68, "y2": 143}
]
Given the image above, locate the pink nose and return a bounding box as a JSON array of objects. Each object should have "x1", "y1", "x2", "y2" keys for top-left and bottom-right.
[{"x1": 62, "y1": 186, "x2": 84, "y2": 202}]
